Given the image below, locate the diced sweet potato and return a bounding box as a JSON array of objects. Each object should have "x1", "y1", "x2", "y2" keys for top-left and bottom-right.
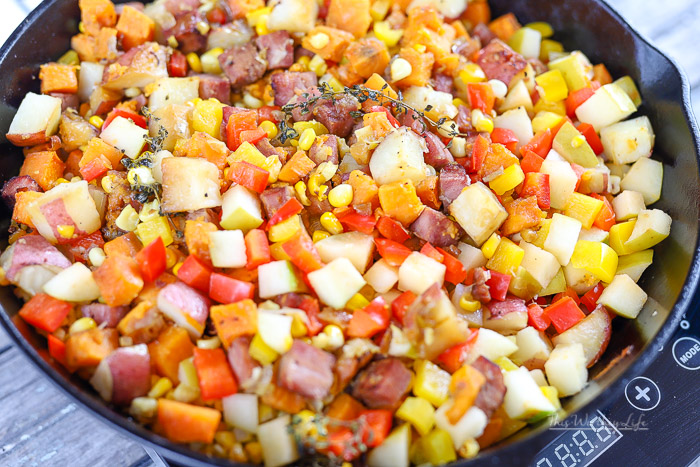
[
  {"x1": 210, "y1": 299, "x2": 257, "y2": 348},
  {"x1": 362, "y1": 73, "x2": 398, "y2": 110},
  {"x1": 117, "y1": 300, "x2": 166, "y2": 344},
  {"x1": 79, "y1": 0, "x2": 117, "y2": 36},
  {"x1": 501, "y1": 196, "x2": 542, "y2": 236},
  {"x1": 39, "y1": 64, "x2": 79, "y2": 94},
  {"x1": 157, "y1": 399, "x2": 221, "y2": 444},
  {"x1": 71, "y1": 34, "x2": 97, "y2": 62},
  {"x1": 95, "y1": 27, "x2": 119, "y2": 61},
  {"x1": 378, "y1": 180, "x2": 425, "y2": 225},
  {"x1": 65, "y1": 327, "x2": 119, "y2": 367},
  {"x1": 394, "y1": 47, "x2": 435, "y2": 88},
  {"x1": 326, "y1": 0, "x2": 372, "y2": 38},
  {"x1": 115, "y1": 6, "x2": 155, "y2": 50},
  {"x1": 301, "y1": 26, "x2": 355, "y2": 62},
  {"x1": 19, "y1": 151, "x2": 65, "y2": 191},
  {"x1": 186, "y1": 132, "x2": 229, "y2": 170},
  {"x1": 261, "y1": 383, "x2": 307, "y2": 413},
  {"x1": 104, "y1": 232, "x2": 142, "y2": 257},
  {"x1": 150, "y1": 326, "x2": 194, "y2": 384},
  {"x1": 488, "y1": 13, "x2": 521, "y2": 41},
  {"x1": 348, "y1": 170, "x2": 378, "y2": 206},
  {"x1": 81, "y1": 137, "x2": 125, "y2": 170},
  {"x1": 93, "y1": 253, "x2": 144, "y2": 307},
  {"x1": 479, "y1": 143, "x2": 519, "y2": 180},
  {"x1": 184, "y1": 219, "x2": 218, "y2": 265},
  {"x1": 593, "y1": 64, "x2": 613, "y2": 85},
  {"x1": 12, "y1": 191, "x2": 43, "y2": 228},
  {"x1": 416, "y1": 175, "x2": 441, "y2": 210},
  {"x1": 402, "y1": 6, "x2": 456, "y2": 61},
  {"x1": 345, "y1": 39, "x2": 391, "y2": 79},
  {"x1": 278, "y1": 150, "x2": 316, "y2": 184}
]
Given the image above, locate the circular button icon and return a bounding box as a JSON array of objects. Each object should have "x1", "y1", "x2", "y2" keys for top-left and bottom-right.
[
  {"x1": 624, "y1": 376, "x2": 661, "y2": 411},
  {"x1": 672, "y1": 336, "x2": 700, "y2": 370}
]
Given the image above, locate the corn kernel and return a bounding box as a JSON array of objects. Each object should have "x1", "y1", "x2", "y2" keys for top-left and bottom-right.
[
  {"x1": 481, "y1": 233, "x2": 501, "y2": 259},
  {"x1": 294, "y1": 181, "x2": 311, "y2": 206},
  {"x1": 459, "y1": 63, "x2": 486, "y2": 83},
  {"x1": 88, "y1": 247, "x2": 106, "y2": 267},
  {"x1": 71, "y1": 176, "x2": 82, "y2": 182},
  {"x1": 312, "y1": 230, "x2": 330, "y2": 243},
  {"x1": 89, "y1": 115, "x2": 104, "y2": 129},
  {"x1": 391, "y1": 58, "x2": 412, "y2": 81},
  {"x1": 139, "y1": 199, "x2": 161, "y2": 223},
  {"x1": 172, "y1": 383, "x2": 199, "y2": 403},
  {"x1": 246, "y1": 6, "x2": 273, "y2": 27},
  {"x1": 255, "y1": 16, "x2": 269, "y2": 36},
  {"x1": 309, "y1": 32, "x2": 330, "y2": 49},
  {"x1": 78, "y1": 21, "x2": 85, "y2": 33},
  {"x1": 165, "y1": 247, "x2": 179, "y2": 269},
  {"x1": 136, "y1": 216, "x2": 174, "y2": 247},
  {"x1": 201, "y1": 47, "x2": 224, "y2": 74},
  {"x1": 115, "y1": 205, "x2": 140, "y2": 232},
  {"x1": 292, "y1": 120, "x2": 329, "y2": 135},
  {"x1": 127, "y1": 167, "x2": 156, "y2": 187},
  {"x1": 57, "y1": 224, "x2": 75, "y2": 239},
  {"x1": 167, "y1": 35, "x2": 179, "y2": 48},
  {"x1": 413, "y1": 44, "x2": 427, "y2": 53},
  {"x1": 298, "y1": 128, "x2": 317, "y2": 151},
  {"x1": 249, "y1": 333, "x2": 279, "y2": 365},
  {"x1": 488, "y1": 79, "x2": 508, "y2": 99},
  {"x1": 259, "y1": 120, "x2": 278, "y2": 139},
  {"x1": 309, "y1": 54, "x2": 327, "y2": 77},
  {"x1": 268, "y1": 214, "x2": 302, "y2": 243},
  {"x1": 471, "y1": 108, "x2": 494, "y2": 133},
  {"x1": 195, "y1": 20, "x2": 210, "y2": 35},
  {"x1": 215, "y1": 432, "x2": 236, "y2": 451},
  {"x1": 290, "y1": 313, "x2": 308, "y2": 338},
  {"x1": 346, "y1": 293, "x2": 370, "y2": 310},
  {"x1": 323, "y1": 325, "x2": 344, "y2": 350},
  {"x1": 69, "y1": 317, "x2": 97, "y2": 335},
  {"x1": 186, "y1": 52, "x2": 203, "y2": 73},
  {"x1": 148, "y1": 377, "x2": 173, "y2": 398},
  {"x1": 296, "y1": 55, "x2": 311, "y2": 71},
  {"x1": 373, "y1": 21, "x2": 403, "y2": 47},
  {"x1": 308, "y1": 174, "x2": 328, "y2": 201},
  {"x1": 328, "y1": 184, "x2": 353, "y2": 208},
  {"x1": 459, "y1": 296, "x2": 481, "y2": 312},
  {"x1": 458, "y1": 439, "x2": 480, "y2": 459},
  {"x1": 172, "y1": 261, "x2": 184, "y2": 275},
  {"x1": 320, "y1": 212, "x2": 343, "y2": 235},
  {"x1": 571, "y1": 134, "x2": 586, "y2": 148},
  {"x1": 197, "y1": 336, "x2": 221, "y2": 349},
  {"x1": 243, "y1": 92, "x2": 263, "y2": 109}
]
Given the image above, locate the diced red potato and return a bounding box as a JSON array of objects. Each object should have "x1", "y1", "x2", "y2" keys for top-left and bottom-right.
[
  {"x1": 7, "y1": 93, "x2": 62, "y2": 147},
  {"x1": 90, "y1": 344, "x2": 151, "y2": 405},
  {"x1": 487, "y1": 297, "x2": 528, "y2": 318},
  {"x1": 270, "y1": 71, "x2": 317, "y2": 106},
  {"x1": 409, "y1": 207, "x2": 462, "y2": 247},
  {"x1": 352, "y1": 358, "x2": 412, "y2": 409},
  {"x1": 439, "y1": 163, "x2": 470, "y2": 208},
  {"x1": 423, "y1": 132, "x2": 454, "y2": 170},
  {"x1": 81, "y1": 303, "x2": 128, "y2": 327},
  {"x1": 197, "y1": 74, "x2": 231, "y2": 104},
  {"x1": 471, "y1": 356, "x2": 506, "y2": 418},
  {"x1": 102, "y1": 42, "x2": 169, "y2": 91},
  {"x1": 218, "y1": 42, "x2": 267, "y2": 88},
  {"x1": 476, "y1": 39, "x2": 528, "y2": 87},
  {"x1": 255, "y1": 31, "x2": 294, "y2": 70},
  {"x1": 551, "y1": 305, "x2": 612, "y2": 367},
  {"x1": 259, "y1": 186, "x2": 295, "y2": 219},
  {"x1": 50, "y1": 93, "x2": 80, "y2": 112},
  {"x1": 157, "y1": 282, "x2": 211, "y2": 338},
  {"x1": 1, "y1": 176, "x2": 42, "y2": 209},
  {"x1": 278, "y1": 340, "x2": 336, "y2": 400},
  {"x1": 0, "y1": 234, "x2": 71, "y2": 281},
  {"x1": 227, "y1": 336, "x2": 260, "y2": 387}
]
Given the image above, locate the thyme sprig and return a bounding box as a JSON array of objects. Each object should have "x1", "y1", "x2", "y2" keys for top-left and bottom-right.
[{"x1": 289, "y1": 413, "x2": 371, "y2": 463}]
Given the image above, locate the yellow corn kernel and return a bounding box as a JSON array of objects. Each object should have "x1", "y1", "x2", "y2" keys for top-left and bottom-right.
[
  {"x1": 525, "y1": 22, "x2": 554, "y2": 38},
  {"x1": 195, "y1": 20, "x2": 210, "y2": 35},
  {"x1": 88, "y1": 247, "x2": 106, "y2": 267},
  {"x1": 494, "y1": 356, "x2": 518, "y2": 371},
  {"x1": 570, "y1": 240, "x2": 618, "y2": 283},
  {"x1": 192, "y1": 98, "x2": 224, "y2": 138},
  {"x1": 268, "y1": 214, "x2": 302, "y2": 243},
  {"x1": 346, "y1": 293, "x2": 369, "y2": 311},
  {"x1": 167, "y1": 35, "x2": 179, "y2": 48},
  {"x1": 172, "y1": 261, "x2": 184, "y2": 276},
  {"x1": 294, "y1": 181, "x2": 311, "y2": 206},
  {"x1": 249, "y1": 333, "x2": 279, "y2": 365},
  {"x1": 489, "y1": 163, "x2": 525, "y2": 196},
  {"x1": 139, "y1": 199, "x2": 161, "y2": 223},
  {"x1": 57, "y1": 224, "x2": 75, "y2": 239},
  {"x1": 148, "y1": 377, "x2": 173, "y2": 398},
  {"x1": 136, "y1": 216, "x2": 174, "y2": 247},
  {"x1": 115, "y1": 205, "x2": 140, "y2": 232},
  {"x1": 481, "y1": 233, "x2": 501, "y2": 259},
  {"x1": 535, "y1": 69, "x2": 569, "y2": 102},
  {"x1": 308, "y1": 54, "x2": 327, "y2": 77},
  {"x1": 261, "y1": 155, "x2": 282, "y2": 184},
  {"x1": 78, "y1": 21, "x2": 85, "y2": 33},
  {"x1": 571, "y1": 134, "x2": 587, "y2": 149},
  {"x1": 255, "y1": 16, "x2": 269, "y2": 36},
  {"x1": 296, "y1": 55, "x2": 311, "y2": 71},
  {"x1": 200, "y1": 47, "x2": 224, "y2": 74},
  {"x1": 452, "y1": 97, "x2": 467, "y2": 108},
  {"x1": 127, "y1": 167, "x2": 156, "y2": 187},
  {"x1": 290, "y1": 313, "x2": 308, "y2": 338},
  {"x1": 58, "y1": 49, "x2": 79, "y2": 66},
  {"x1": 391, "y1": 58, "x2": 412, "y2": 81},
  {"x1": 323, "y1": 325, "x2": 344, "y2": 350},
  {"x1": 486, "y1": 237, "x2": 525, "y2": 276},
  {"x1": 89, "y1": 115, "x2": 104, "y2": 129},
  {"x1": 459, "y1": 296, "x2": 481, "y2": 312},
  {"x1": 259, "y1": 120, "x2": 278, "y2": 139},
  {"x1": 165, "y1": 247, "x2": 178, "y2": 269},
  {"x1": 531, "y1": 111, "x2": 564, "y2": 134},
  {"x1": 458, "y1": 438, "x2": 480, "y2": 460},
  {"x1": 307, "y1": 174, "x2": 328, "y2": 201},
  {"x1": 540, "y1": 39, "x2": 564, "y2": 62},
  {"x1": 312, "y1": 230, "x2": 330, "y2": 243},
  {"x1": 471, "y1": 108, "x2": 494, "y2": 133},
  {"x1": 243, "y1": 92, "x2": 263, "y2": 109},
  {"x1": 54, "y1": 178, "x2": 69, "y2": 185},
  {"x1": 269, "y1": 242, "x2": 291, "y2": 261},
  {"x1": 293, "y1": 120, "x2": 329, "y2": 135},
  {"x1": 320, "y1": 212, "x2": 343, "y2": 235},
  {"x1": 186, "y1": 52, "x2": 203, "y2": 73},
  {"x1": 298, "y1": 128, "x2": 317, "y2": 151},
  {"x1": 197, "y1": 336, "x2": 222, "y2": 349},
  {"x1": 413, "y1": 360, "x2": 451, "y2": 407},
  {"x1": 328, "y1": 184, "x2": 353, "y2": 208},
  {"x1": 459, "y1": 63, "x2": 487, "y2": 84},
  {"x1": 246, "y1": 6, "x2": 272, "y2": 26},
  {"x1": 563, "y1": 192, "x2": 604, "y2": 229},
  {"x1": 370, "y1": 0, "x2": 390, "y2": 21},
  {"x1": 396, "y1": 397, "x2": 435, "y2": 436},
  {"x1": 69, "y1": 317, "x2": 97, "y2": 335},
  {"x1": 373, "y1": 21, "x2": 403, "y2": 47},
  {"x1": 308, "y1": 31, "x2": 330, "y2": 50}
]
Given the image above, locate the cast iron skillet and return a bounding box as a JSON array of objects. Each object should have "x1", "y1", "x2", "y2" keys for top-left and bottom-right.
[{"x1": 0, "y1": 0, "x2": 698, "y2": 465}]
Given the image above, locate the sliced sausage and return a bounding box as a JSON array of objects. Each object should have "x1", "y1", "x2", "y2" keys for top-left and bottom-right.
[
  {"x1": 312, "y1": 94, "x2": 360, "y2": 138},
  {"x1": 278, "y1": 340, "x2": 335, "y2": 400},
  {"x1": 197, "y1": 74, "x2": 230, "y2": 104},
  {"x1": 472, "y1": 267, "x2": 491, "y2": 303},
  {"x1": 1, "y1": 175, "x2": 41, "y2": 209},
  {"x1": 487, "y1": 297, "x2": 527, "y2": 318},
  {"x1": 476, "y1": 39, "x2": 528, "y2": 87},
  {"x1": 352, "y1": 358, "x2": 412, "y2": 410},
  {"x1": 439, "y1": 163, "x2": 470, "y2": 208},
  {"x1": 424, "y1": 132, "x2": 454, "y2": 170},
  {"x1": 409, "y1": 207, "x2": 461, "y2": 247},
  {"x1": 472, "y1": 356, "x2": 506, "y2": 418},
  {"x1": 255, "y1": 31, "x2": 294, "y2": 70},
  {"x1": 270, "y1": 71, "x2": 318, "y2": 107},
  {"x1": 163, "y1": 11, "x2": 207, "y2": 54},
  {"x1": 433, "y1": 73, "x2": 454, "y2": 94},
  {"x1": 219, "y1": 42, "x2": 267, "y2": 89}
]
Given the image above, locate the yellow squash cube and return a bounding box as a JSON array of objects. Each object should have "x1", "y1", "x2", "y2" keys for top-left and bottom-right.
[
  {"x1": 535, "y1": 69, "x2": 569, "y2": 102},
  {"x1": 563, "y1": 193, "x2": 604, "y2": 229},
  {"x1": 136, "y1": 216, "x2": 174, "y2": 247},
  {"x1": 570, "y1": 240, "x2": 618, "y2": 283},
  {"x1": 489, "y1": 163, "x2": 525, "y2": 196},
  {"x1": 249, "y1": 333, "x2": 278, "y2": 365},
  {"x1": 421, "y1": 429, "x2": 457, "y2": 466},
  {"x1": 268, "y1": 215, "x2": 302, "y2": 243},
  {"x1": 228, "y1": 141, "x2": 267, "y2": 167},
  {"x1": 609, "y1": 219, "x2": 636, "y2": 255},
  {"x1": 192, "y1": 98, "x2": 224, "y2": 138},
  {"x1": 413, "y1": 360, "x2": 451, "y2": 407},
  {"x1": 486, "y1": 238, "x2": 525, "y2": 276},
  {"x1": 533, "y1": 98, "x2": 566, "y2": 116},
  {"x1": 396, "y1": 397, "x2": 435, "y2": 436}
]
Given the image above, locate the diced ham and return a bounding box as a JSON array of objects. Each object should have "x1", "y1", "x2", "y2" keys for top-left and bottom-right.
[
  {"x1": 227, "y1": 336, "x2": 260, "y2": 386},
  {"x1": 439, "y1": 163, "x2": 470, "y2": 208},
  {"x1": 163, "y1": 11, "x2": 207, "y2": 54},
  {"x1": 270, "y1": 71, "x2": 318, "y2": 106},
  {"x1": 259, "y1": 186, "x2": 294, "y2": 218},
  {"x1": 352, "y1": 358, "x2": 412, "y2": 409},
  {"x1": 399, "y1": 108, "x2": 426, "y2": 135},
  {"x1": 81, "y1": 303, "x2": 128, "y2": 327},
  {"x1": 2, "y1": 235, "x2": 71, "y2": 281},
  {"x1": 433, "y1": 73, "x2": 454, "y2": 94},
  {"x1": 487, "y1": 297, "x2": 527, "y2": 318},
  {"x1": 308, "y1": 134, "x2": 339, "y2": 165},
  {"x1": 1, "y1": 175, "x2": 41, "y2": 209},
  {"x1": 476, "y1": 39, "x2": 528, "y2": 87},
  {"x1": 164, "y1": 0, "x2": 200, "y2": 15},
  {"x1": 219, "y1": 42, "x2": 267, "y2": 89},
  {"x1": 454, "y1": 105, "x2": 473, "y2": 133},
  {"x1": 307, "y1": 193, "x2": 333, "y2": 216},
  {"x1": 278, "y1": 340, "x2": 335, "y2": 400},
  {"x1": 472, "y1": 23, "x2": 496, "y2": 45},
  {"x1": 107, "y1": 344, "x2": 151, "y2": 405},
  {"x1": 472, "y1": 267, "x2": 491, "y2": 303},
  {"x1": 312, "y1": 95, "x2": 359, "y2": 138},
  {"x1": 409, "y1": 207, "x2": 461, "y2": 247},
  {"x1": 471, "y1": 356, "x2": 506, "y2": 418},
  {"x1": 255, "y1": 31, "x2": 294, "y2": 70},
  {"x1": 197, "y1": 74, "x2": 231, "y2": 104},
  {"x1": 424, "y1": 132, "x2": 454, "y2": 170},
  {"x1": 157, "y1": 282, "x2": 210, "y2": 338},
  {"x1": 255, "y1": 138, "x2": 282, "y2": 158}
]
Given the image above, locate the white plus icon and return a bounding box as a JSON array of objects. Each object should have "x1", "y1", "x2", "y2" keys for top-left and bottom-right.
[
  {"x1": 634, "y1": 385, "x2": 651, "y2": 401},
  {"x1": 625, "y1": 376, "x2": 661, "y2": 411}
]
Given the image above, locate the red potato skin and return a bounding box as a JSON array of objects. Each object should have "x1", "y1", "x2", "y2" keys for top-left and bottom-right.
[
  {"x1": 7, "y1": 132, "x2": 51, "y2": 147},
  {"x1": 551, "y1": 305, "x2": 612, "y2": 367},
  {"x1": 107, "y1": 344, "x2": 151, "y2": 405}
]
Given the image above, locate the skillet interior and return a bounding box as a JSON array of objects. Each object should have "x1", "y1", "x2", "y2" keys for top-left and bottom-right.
[{"x1": 0, "y1": 0, "x2": 698, "y2": 465}]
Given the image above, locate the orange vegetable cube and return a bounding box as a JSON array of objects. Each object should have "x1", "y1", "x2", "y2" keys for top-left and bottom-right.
[
  {"x1": 479, "y1": 143, "x2": 519, "y2": 180},
  {"x1": 104, "y1": 232, "x2": 142, "y2": 258},
  {"x1": 363, "y1": 73, "x2": 398, "y2": 109},
  {"x1": 593, "y1": 64, "x2": 613, "y2": 85},
  {"x1": 65, "y1": 328, "x2": 119, "y2": 367},
  {"x1": 19, "y1": 151, "x2": 65, "y2": 191},
  {"x1": 302, "y1": 26, "x2": 355, "y2": 62},
  {"x1": 488, "y1": 13, "x2": 521, "y2": 41},
  {"x1": 79, "y1": 0, "x2": 117, "y2": 36},
  {"x1": 186, "y1": 132, "x2": 229, "y2": 170},
  {"x1": 326, "y1": 0, "x2": 372, "y2": 38},
  {"x1": 278, "y1": 150, "x2": 316, "y2": 184},
  {"x1": 95, "y1": 27, "x2": 119, "y2": 61},
  {"x1": 210, "y1": 299, "x2": 258, "y2": 348},
  {"x1": 447, "y1": 364, "x2": 486, "y2": 424},
  {"x1": 416, "y1": 176, "x2": 441, "y2": 210},
  {"x1": 71, "y1": 33, "x2": 97, "y2": 62},
  {"x1": 347, "y1": 170, "x2": 378, "y2": 206},
  {"x1": 39, "y1": 63, "x2": 79, "y2": 94},
  {"x1": 184, "y1": 219, "x2": 218, "y2": 265},
  {"x1": 157, "y1": 399, "x2": 221, "y2": 444},
  {"x1": 402, "y1": 7, "x2": 456, "y2": 61},
  {"x1": 394, "y1": 47, "x2": 435, "y2": 88},
  {"x1": 150, "y1": 326, "x2": 194, "y2": 384},
  {"x1": 93, "y1": 254, "x2": 144, "y2": 307},
  {"x1": 463, "y1": 0, "x2": 491, "y2": 27},
  {"x1": 65, "y1": 150, "x2": 83, "y2": 178},
  {"x1": 345, "y1": 39, "x2": 390, "y2": 79},
  {"x1": 117, "y1": 301, "x2": 165, "y2": 344},
  {"x1": 81, "y1": 137, "x2": 124, "y2": 170},
  {"x1": 12, "y1": 191, "x2": 42, "y2": 228},
  {"x1": 378, "y1": 180, "x2": 425, "y2": 226},
  {"x1": 501, "y1": 196, "x2": 542, "y2": 237},
  {"x1": 261, "y1": 384, "x2": 306, "y2": 414},
  {"x1": 326, "y1": 393, "x2": 365, "y2": 421},
  {"x1": 115, "y1": 5, "x2": 154, "y2": 50}
]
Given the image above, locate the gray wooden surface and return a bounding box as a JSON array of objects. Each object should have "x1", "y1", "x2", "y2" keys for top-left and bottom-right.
[{"x1": 1, "y1": 1, "x2": 699, "y2": 466}]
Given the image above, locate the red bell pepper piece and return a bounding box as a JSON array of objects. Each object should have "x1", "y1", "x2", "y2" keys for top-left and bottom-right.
[
  {"x1": 347, "y1": 297, "x2": 389, "y2": 338},
  {"x1": 360, "y1": 409, "x2": 393, "y2": 448},
  {"x1": 520, "y1": 172, "x2": 551, "y2": 210},
  {"x1": 267, "y1": 198, "x2": 303, "y2": 228},
  {"x1": 19, "y1": 293, "x2": 72, "y2": 333},
  {"x1": 136, "y1": 236, "x2": 167, "y2": 283},
  {"x1": 338, "y1": 212, "x2": 377, "y2": 235},
  {"x1": 376, "y1": 216, "x2": 410, "y2": 243},
  {"x1": 552, "y1": 287, "x2": 581, "y2": 305},
  {"x1": 209, "y1": 273, "x2": 255, "y2": 304},
  {"x1": 225, "y1": 110, "x2": 258, "y2": 150},
  {"x1": 244, "y1": 229, "x2": 271, "y2": 270},
  {"x1": 103, "y1": 108, "x2": 148, "y2": 130},
  {"x1": 48, "y1": 334, "x2": 69, "y2": 368},
  {"x1": 470, "y1": 134, "x2": 489, "y2": 174},
  {"x1": 193, "y1": 347, "x2": 238, "y2": 400},
  {"x1": 66, "y1": 231, "x2": 105, "y2": 263},
  {"x1": 545, "y1": 296, "x2": 586, "y2": 333},
  {"x1": 491, "y1": 128, "x2": 518, "y2": 153},
  {"x1": 527, "y1": 303, "x2": 550, "y2": 331},
  {"x1": 520, "y1": 129, "x2": 553, "y2": 158},
  {"x1": 79, "y1": 156, "x2": 110, "y2": 182},
  {"x1": 281, "y1": 230, "x2": 325, "y2": 273},
  {"x1": 520, "y1": 149, "x2": 545, "y2": 174},
  {"x1": 168, "y1": 51, "x2": 187, "y2": 77},
  {"x1": 420, "y1": 242, "x2": 444, "y2": 262},
  {"x1": 374, "y1": 238, "x2": 412, "y2": 267},
  {"x1": 177, "y1": 255, "x2": 212, "y2": 293},
  {"x1": 576, "y1": 122, "x2": 604, "y2": 155},
  {"x1": 565, "y1": 87, "x2": 595, "y2": 118},
  {"x1": 369, "y1": 105, "x2": 400, "y2": 127},
  {"x1": 239, "y1": 127, "x2": 268, "y2": 146},
  {"x1": 228, "y1": 161, "x2": 269, "y2": 194},
  {"x1": 257, "y1": 105, "x2": 281, "y2": 124},
  {"x1": 391, "y1": 290, "x2": 416, "y2": 326},
  {"x1": 467, "y1": 83, "x2": 496, "y2": 114},
  {"x1": 486, "y1": 270, "x2": 511, "y2": 301},
  {"x1": 437, "y1": 247, "x2": 467, "y2": 285},
  {"x1": 325, "y1": 428, "x2": 357, "y2": 461},
  {"x1": 580, "y1": 282, "x2": 605, "y2": 311},
  {"x1": 206, "y1": 6, "x2": 227, "y2": 24},
  {"x1": 570, "y1": 162, "x2": 585, "y2": 192},
  {"x1": 436, "y1": 330, "x2": 479, "y2": 373},
  {"x1": 591, "y1": 194, "x2": 616, "y2": 231}
]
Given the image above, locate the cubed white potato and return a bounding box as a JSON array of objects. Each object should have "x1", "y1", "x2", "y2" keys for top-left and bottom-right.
[
  {"x1": 540, "y1": 158, "x2": 578, "y2": 210},
  {"x1": 612, "y1": 190, "x2": 646, "y2": 221},
  {"x1": 467, "y1": 328, "x2": 518, "y2": 363},
  {"x1": 15, "y1": 266, "x2": 57, "y2": 297},
  {"x1": 315, "y1": 231, "x2": 375, "y2": 273},
  {"x1": 223, "y1": 393, "x2": 258, "y2": 433},
  {"x1": 545, "y1": 343, "x2": 588, "y2": 396},
  {"x1": 364, "y1": 259, "x2": 399, "y2": 294},
  {"x1": 258, "y1": 415, "x2": 300, "y2": 467},
  {"x1": 369, "y1": 127, "x2": 428, "y2": 186},
  {"x1": 267, "y1": 0, "x2": 318, "y2": 33},
  {"x1": 510, "y1": 326, "x2": 553, "y2": 368},
  {"x1": 161, "y1": 157, "x2": 222, "y2": 213},
  {"x1": 530, "y1": 369, "x2": 548, "y2": 387},
  {"x1": 509, "y1": 27, "x2": 542, "y2": 59},
  {"x1": 308, "y1": 258, "x2": 366, "y2": 309},
  {"x1": 543, "y1": 213, "x2": 582, "y2": 266},
  {"x1": 258, "y1": 310, "x2": 293, "y2": 354},
  {"x1": 575, "y1": 83, "x2": 637, "y2": 131},
  {"x1": 151, "y1": 150, "x2": 173, "y2": 183},
  {"x1": 499, "y1": 80, "x2": 534, "y2": 113},
  {"x1": 519, "y1": 241, "x2": 560, "y2": 288},
  {"x1": 620, "y1": 157, "x2": 663, "y2": 205},
  {"x1": 597, "y1": 274, "x2": 648, "y2": 319},
  {"x1": 503, "y1": 367, "x2": 556, "y2": 420},
  {"x1": 43, "y1": 263, "x2": 100, "y2": 302},
  {"x1": 147, "y1": 77, "x2": 200, "y2": 111},
  {"x1": 398, "y1": 252, "x2": 446, "y2": 295},
  {"x1": 403, "y1": 86, "x2": 458, "y2": 119},
  {"x1": 457, "y1": 242, "x2": 488, "y2": 272},
  {"x1": 600, "y1": 116, "x2": 655, "y2": 164},
  {"x1": 563, "y1": 262, "x2": 598, "y2": 295},
  {"x1": 151, "y1": 105, "x2": 193, "y2": 152},
  {"x1": 258, "y1": 260, "x2": 306, "y2": 299},
  {"x1": 208, "y1": 230, "x2": 247, "y2": 268},
  {"x1": 368, "y1": 423, "x2": 411, "y2": 467},
  {"x1": 100, "y1": 116, "x2": 148, "y2": 159},
  {"x1": 449, "y1": 182, "x2": 508, "y2": 246},
  {"x1": 7, "y1": 92, "x2": 62, "y2": 146},
  {"x1": 78, "y1": 62, "x2": 106, "y2": 102},
  {"x1": 578, "y1": 227, "x2": 609, "y2": 243},
  {"x1": 219, "y1": 184, "x2": 263, "y2": 232},
  {"x1": 494, "y1": 106, "x2": 533, "y2": 150},
  {"x1": 434, "y1": 404, "x2": 488, "y2": 449},
  {"x1": 552, "y1": 306, "x2": 612, "y2": 367}
]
